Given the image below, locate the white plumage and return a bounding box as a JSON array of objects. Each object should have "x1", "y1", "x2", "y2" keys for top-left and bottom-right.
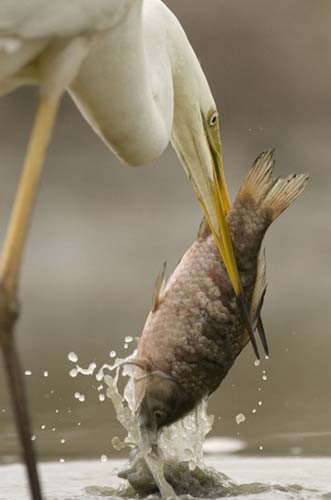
[{"x1": 0, "y1": 0, "x2": 216, "y2": 171}]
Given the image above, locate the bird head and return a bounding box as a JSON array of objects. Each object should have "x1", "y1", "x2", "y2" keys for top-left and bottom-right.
[{"x1": 170, "y1": 49, "x2": 227, "y2": 207}]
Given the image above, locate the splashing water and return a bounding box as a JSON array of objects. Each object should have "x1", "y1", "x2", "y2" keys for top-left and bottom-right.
[
  {"x1": 67, "y1": 352, "x2": 314, "y2": 499},
  {"x1": 102, "y1": 357, "x2": 225, "y2": 498},
  {"x1": 69, "y1": 350, "x2": 234, "y2": 497}
]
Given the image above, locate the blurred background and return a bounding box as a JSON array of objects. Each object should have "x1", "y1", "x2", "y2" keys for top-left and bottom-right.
[{"x1": 0, "y1": 0, "x2": 330, "y2": 462}]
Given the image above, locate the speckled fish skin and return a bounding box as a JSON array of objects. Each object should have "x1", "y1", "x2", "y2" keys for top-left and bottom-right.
[
  {"x1": 138, "y1": 199, "x2": 265, "y2": 400},
  {"x1": 136, "y1": 151, "x2": 308, "y2": 429}
]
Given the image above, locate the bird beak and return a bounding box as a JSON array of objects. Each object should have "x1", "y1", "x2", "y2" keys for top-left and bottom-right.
[{"x1": 171, "y1": 113, "x2": 260, "y2": 359}]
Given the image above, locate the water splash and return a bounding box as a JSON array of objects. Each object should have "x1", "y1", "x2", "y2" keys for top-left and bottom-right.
[
  {"x1": 69, "y1": 352, "x2": 314, "y2": 499},
  {"x1": 102, "y1": 356, "x2": 234, "y2": 498}
]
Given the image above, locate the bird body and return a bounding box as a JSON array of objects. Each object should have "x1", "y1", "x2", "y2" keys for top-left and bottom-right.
[
  {"x1": 0, "y1": 0, "x2": 214, "y2": 166},
  {"x1": 136, "y1": 151, "x2": 308, "y2": 436},
  {"x1": 0, "y1": 0, "x2": 136, "y2": 38}
]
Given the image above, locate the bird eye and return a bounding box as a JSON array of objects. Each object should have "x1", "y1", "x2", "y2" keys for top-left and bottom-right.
[
  {"x1": 153, "y1": 410, "x2": 164, "y2": 420},
  {"x1": 209, "y1": 111, "x2": 218, "y2": 127}
]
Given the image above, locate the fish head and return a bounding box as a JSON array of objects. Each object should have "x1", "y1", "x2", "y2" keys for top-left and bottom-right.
[{"x1": 136, "y1": 371, "x2": 193, "y2": 438}]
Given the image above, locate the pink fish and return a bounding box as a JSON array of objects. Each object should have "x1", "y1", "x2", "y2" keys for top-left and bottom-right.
[{"x1": 134, "y1": 150, "x2": 308, "y2": 438}]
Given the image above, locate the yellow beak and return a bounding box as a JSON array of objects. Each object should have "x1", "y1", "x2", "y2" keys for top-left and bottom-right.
[{"x1": 172, "y1": 112, "x2": 265, "y2": 359}]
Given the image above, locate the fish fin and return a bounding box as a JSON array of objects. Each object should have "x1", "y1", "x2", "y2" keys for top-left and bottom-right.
[
  {"x1": 250, "y1": 248, "x2": 267, "y2": 321},
  {"x1": 256, "y1": 316, "x2": 269, "y2": 357},
  {"x1": 122, "y1": 357, "x2": 149, "y2": 372},
  {"x1": 237, "y1": 149, "x2": 276, "y2": 204},
  {"x1": 263, "y1": 173, "x2": 309, "y2": 221},
  {"x1": 238, "y1": 148, "x2": 309, "y2": 220},
  {"x1": 197, "y1": 217, "x2": 211, "y2": 240},
  {"x1": 151, "y1": 261, "x2": 167, "y2": 312},
  {"x1": 251, "y1": 249, "x2": 269, "y2": 355}
]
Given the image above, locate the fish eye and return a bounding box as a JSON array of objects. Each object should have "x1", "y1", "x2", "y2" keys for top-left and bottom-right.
[
  {"x1": 153, "y1": 409, "x2": 164, "y2": 420},
  {"x1": 209, "y1": 111, "x2": 218, "y2": 127}
]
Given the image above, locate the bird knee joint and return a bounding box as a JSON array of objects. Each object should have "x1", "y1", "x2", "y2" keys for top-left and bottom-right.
[{"x1": 0, "y1": 284, "x2": 20, "y2": 342}]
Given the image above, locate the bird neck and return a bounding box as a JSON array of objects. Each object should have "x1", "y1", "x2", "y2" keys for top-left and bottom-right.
[{"x1": 70, "y1": 0, "x2": 175, "y2": 166}]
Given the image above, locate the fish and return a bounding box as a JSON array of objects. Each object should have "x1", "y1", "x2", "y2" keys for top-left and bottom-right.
[{"x1": 133, "y1": 150, "x2": 308, "y2": 439}]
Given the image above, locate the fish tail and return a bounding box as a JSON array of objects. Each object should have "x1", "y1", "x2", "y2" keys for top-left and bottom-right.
[
  {"x1": 237, "y1": 149, "x2": 309, "y2": 221},
  {"x1": 263, "y1": 172, "x2": 309, "y2": 221}
]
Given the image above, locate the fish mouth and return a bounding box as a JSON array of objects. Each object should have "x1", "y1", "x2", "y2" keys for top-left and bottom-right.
[{"x1": 139, "y1": 423, "x2": 158, "y2": 452}]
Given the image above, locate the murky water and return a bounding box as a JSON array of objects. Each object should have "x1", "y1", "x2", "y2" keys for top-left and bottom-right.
[{"x1": 2, "y1": 457, "x2": 331, "y2": 500}]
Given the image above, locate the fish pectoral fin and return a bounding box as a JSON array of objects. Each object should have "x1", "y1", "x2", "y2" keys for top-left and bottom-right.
[
  {"x1": 123, "y1": 357, "x2": 149, "y2": 372},
  {"x1": 251, "y1": 248, "x2": 267, "y2": 320},
  {"x1": 251, "y1": 247, "x2": 269, "y2": 356},
  {"x1": 256, "y1": 316, "x2": 269, "y2": 357},
  {"x1": 151, "y1": 261, "x2": 167, "y2": 312},
  {"x1": 197, "y1": 217, "x2": 211, "y2": 240}
]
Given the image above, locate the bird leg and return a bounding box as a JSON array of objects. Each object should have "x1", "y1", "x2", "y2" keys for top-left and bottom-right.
[{"x1": 0, "y1": 95, "x2": 60, "y2": 500}]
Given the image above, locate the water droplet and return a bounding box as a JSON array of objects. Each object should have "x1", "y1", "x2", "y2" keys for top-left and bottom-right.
[
  {"x1": 258, "y1": 401, "x2": 262, "y2": 406},
  {"x1": 124, "y1": 343, "x2": 128, "y2": 349},
  {"x1": 235, "y1": 413, "x2": 246, "y2": 425},
  {"x1": 259, "y1": 445, "x2": 263, "y2": 451},
  {"x1": 100, "y1": 454, "x2": 108, "y2": 463},
  {"x1": 254, "y1": 359, "x2": 260, "y2": 367},
  {"x1": 25, "y1": 370, "x2": 32, "y2": 376},
  {"x1": 112, "y1": 436, "x2": 125, "y2": 451},
  {"x1": 43, "y1": 371, "x2": 49, "y2": 377},
  {"x1": 60, "y1": 438, "x2": 66, "y2": 444},
  {"x1": 68, "y1": 352, "x2": 78, "y2": 363},
  {"x1": 88, "y1": 362, "x2": 97, "y2": 373},
  {"x1": 52, "y1": 428, "x2": 56, "y2": 432},
  {"x1": 41, "y1": 425, "x2": 46, "y2": 430},
  {"x1": 1, "y1": 408, "x2": 6, "y2": 413},
  {"x1": 59, "y1": 458, "x2": 65, "y2": 463},
  {"x1": 97, "y1": 385, "x2": 103, "y2": 392},
  {"x1": 74, "y1": 392, "x2": 80, "y2": 399},
  {"x1": 78, "y1": 394, "x2": 85, "y2": 402},
  {"x1": 109, "y1": 351, "x2": 116, "y2": 358},
  {"x1": 77, "y1": 422, "x2": 81, "y2": 427},
  {"x1": 124, "y1": 336, "x2": 133, "y2": 343},
  {"x1": 55, "y1": 409, "x2": 59, "y2": 414},
  {"x1": 31, "y1": 435, "x2": 36, "y2": 441},
  {"x1": 69, "y1": 368, "x2": 78, "y2": 378},
  {"x1": 262, "y1": 375, "x2": 267, "y2": 381},
  {"x1": 252, "y1": 409, "x2": 257, "y2": 414},
  {"x1": 99, "y1": 394, "x2": 105, "y2": 402},
  {"x1": 265, "y1": 355, "x2": 269, "y2": 360}
]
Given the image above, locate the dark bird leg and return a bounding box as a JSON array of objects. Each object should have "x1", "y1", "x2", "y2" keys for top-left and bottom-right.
[
  {"x1": 1, "y1": 330, "x2": 42, "y2": 500},
  {"x1": 0, "y1": 95, "x2": 61, "y2": 500}
]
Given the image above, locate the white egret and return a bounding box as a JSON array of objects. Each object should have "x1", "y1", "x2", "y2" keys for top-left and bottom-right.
[{"x1": 0, "y1": 1, "x2": 266, "y2": 498}]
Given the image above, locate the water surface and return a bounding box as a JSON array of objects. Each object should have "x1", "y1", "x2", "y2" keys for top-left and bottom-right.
[{"x1": 2, "y1": 457, "x2": 331, "y2": 500}]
